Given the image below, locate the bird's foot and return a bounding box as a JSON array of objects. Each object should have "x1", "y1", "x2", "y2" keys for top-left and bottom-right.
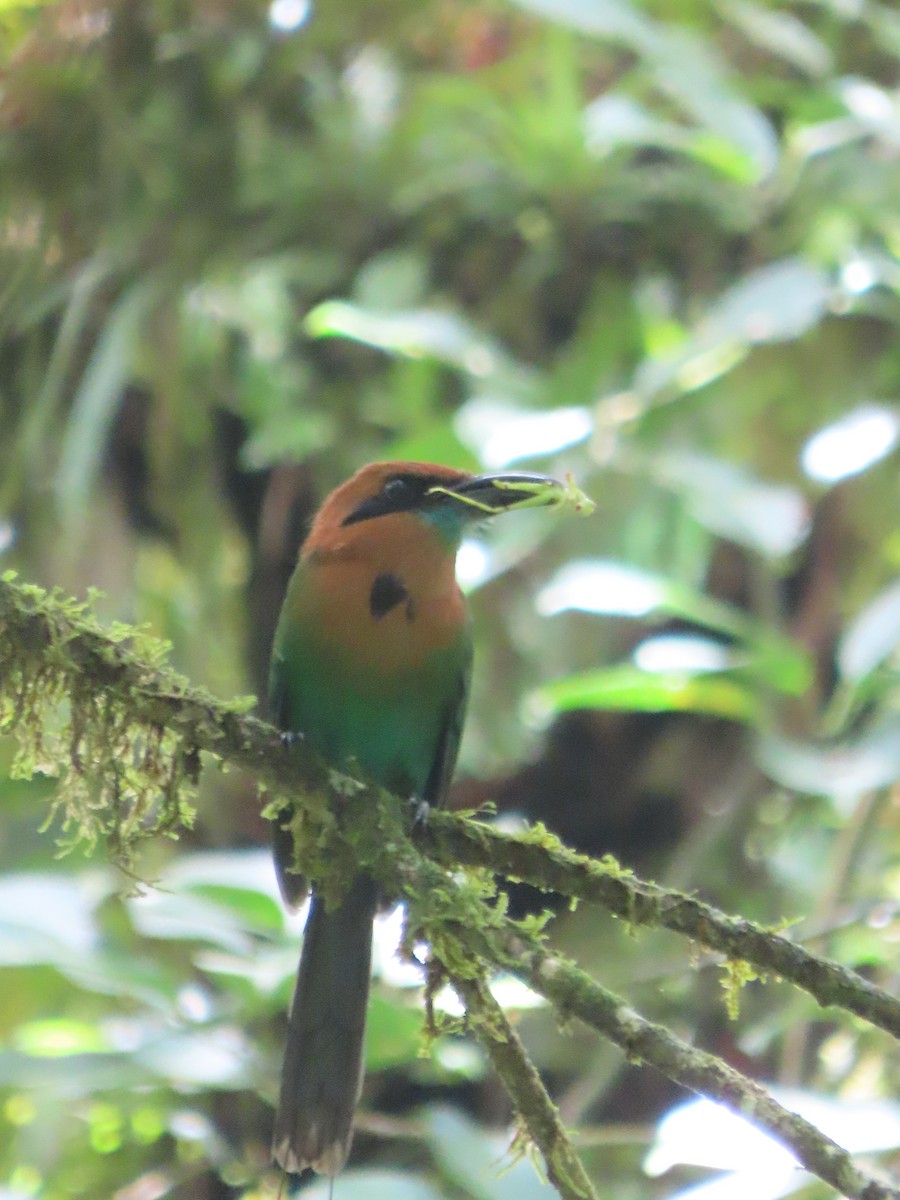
[
  {"x1": 280, "y1": 731, "x2": 304, "y2": 750},
  {"x1": 410, "y1": 795, "x2": 430, "y2": 827}
]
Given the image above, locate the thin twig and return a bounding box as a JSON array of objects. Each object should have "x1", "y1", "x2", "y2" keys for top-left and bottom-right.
[{"x1": 450, "y1": 970, "x2": 597, "y2": 1200}]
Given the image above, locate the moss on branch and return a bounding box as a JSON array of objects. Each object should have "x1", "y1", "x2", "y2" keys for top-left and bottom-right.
[
  {"x1": 451, "y1": 971, "x2": 596, "y2": 1200},
  {"x1": 423, "y1": 813, "x2": 900, "y2": 1041},
  {"x1": 1, "y1": 572, "x2": 898, "y2": 1200}
]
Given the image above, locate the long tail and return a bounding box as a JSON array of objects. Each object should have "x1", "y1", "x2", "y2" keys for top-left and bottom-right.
[{"x1": 273, "y1": 873, "x2": 378, "y2": 1176}]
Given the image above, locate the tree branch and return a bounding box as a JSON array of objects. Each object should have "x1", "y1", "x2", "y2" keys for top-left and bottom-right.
[
  {"x1": 384, "y1": 826, "x2": 899, "y2": 1200},
  {"x1": 489, "y1": 932, "x2": 898, "y2": 1200},
  {"x1": 424, "y1": 813, "x2": 900, "y2": 1040},
  {"x1": 449, "y1": 970, "x2": 597, "y2": 1200},
  {"x1": 1, "y1": 573, "x2": 898, "y2": 1199}
]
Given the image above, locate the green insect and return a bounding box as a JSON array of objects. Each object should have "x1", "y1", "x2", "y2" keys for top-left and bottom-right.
[{"x1": 428, "y1": 471, "x2": 595, "y2": 517}]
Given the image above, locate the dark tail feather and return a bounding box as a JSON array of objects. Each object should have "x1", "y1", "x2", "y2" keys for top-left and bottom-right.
[{"x1": 273, "y1": 874, "x2": 378, "y2": 1176}]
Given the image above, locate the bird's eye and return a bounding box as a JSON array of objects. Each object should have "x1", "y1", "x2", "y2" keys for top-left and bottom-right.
[{"x1": 383, "y1": 477, "x2": 412, "y2": 502}]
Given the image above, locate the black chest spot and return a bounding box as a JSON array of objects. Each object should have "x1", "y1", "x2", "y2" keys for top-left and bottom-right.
[{"x1": 369, "y1": 571, "x2": 416, "y2": 621}]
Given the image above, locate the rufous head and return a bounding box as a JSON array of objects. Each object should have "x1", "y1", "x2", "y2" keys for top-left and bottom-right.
[{"x1": 303, "y1": 461, "x2": 564, "y2": 557}]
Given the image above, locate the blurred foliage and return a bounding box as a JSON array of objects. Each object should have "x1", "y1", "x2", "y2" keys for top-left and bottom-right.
[{"x1": 0, "y1": 0, "x2": 899, "y2": 1197}]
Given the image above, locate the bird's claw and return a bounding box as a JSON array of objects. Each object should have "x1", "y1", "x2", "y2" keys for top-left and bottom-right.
[
  {"x1": 280, "y1": 731, "x2": 304, "y2": 750},
  {"x1": 410, "y1": 796, "x2": 430, "y2": 827}
]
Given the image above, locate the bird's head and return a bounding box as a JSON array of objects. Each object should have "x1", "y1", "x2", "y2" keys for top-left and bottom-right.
[{"x1": 304, "y1": 461, "x2": 574, "y2": 556}]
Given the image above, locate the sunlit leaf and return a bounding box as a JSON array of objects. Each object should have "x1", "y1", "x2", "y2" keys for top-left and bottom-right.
[
  {"x1": 536, "y1": 559, "x2": 811, "y2": 693},
  {"x1": 533, "y1": 664, "x2": 758, "y2": 721},
  {"x1": 157, "y1": 850, "x2": 281, "y2": 898},
  {"x1": 584, "y1": 94, "x2": 687, "y2": 155},
  {"x1": 0, "y1": 1050, "x2": 151, "y2": 1094},
  {"x1": 648, "y1": 450, "x2": 810, "y2": 559},
  {"x1": 647, "y1": 27, "x2": 778, "y2": 180},
  {"x1": 455, "y1": 398, "x2": 592, "y2": 468},
  {"x1": 632, "y1": 634, "x2": 737, "y2": 674},
  {"x1": 700, "y1": 259, "x2": 830, "y2": 345},
  {"x1": 637, "y1": 260, "x2": 831, "y2": 397},
  {"x1": 136, "y1": 1026, "x2": 253, "y2": 1088},
  {"x1": 125, "y1": 851, "x2": 284, "y2": 950},
  {"x1": 758, "y1": 715, "x2": 900, "y2": 807},
  {"x1": 0, "y1": 874, "x2": 98, "y2": 965},
  {"x1": 801, "y1": 403, "x2": 899, "y2": 483},
  {"x1": 305, "y1": 301, "x2": 533, "y2": 394},
  {"x1": 837, "y1": 580, "x2": 900, "y2": 681},
  {"x1": 194, "y1": 943, "x2": 297, "y2": 1002},
  {"x1": 720, "y1": 0, "x2": 832, "y2": 77},
  {"x1": 127, "y1": 890, "x2": 257, "y2": 954},
  {"x1": 0, "y1": 0, "x2": 56, "y2": 11},
  {"x1": 646, "y1": 1089, "x2": 900, "y2": 1200},
  {"x1": 512, "y1": 0, "x2": 653, "y2": 42},
  {"x1": 537, "y1": 559, "x2": 675, "y2": 619},
  {"x1": 188, "y1": 885, "x2": 283, "y2": 934},
  {"x1": 14, "y1": 1019, "x2": 110, "y2": 1057}
]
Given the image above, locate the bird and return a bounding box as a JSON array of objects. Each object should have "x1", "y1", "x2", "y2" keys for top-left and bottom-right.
[{"x1": 268, "y1": 460, "x2": 565, "y2": 1178}]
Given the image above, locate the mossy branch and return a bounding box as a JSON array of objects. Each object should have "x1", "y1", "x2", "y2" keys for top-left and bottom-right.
[
  {"x1": 488, "y1": 932, "x2": 898, "y2": 1200},
  {"x1": 423, "y1": 814, "x2": 900, "y2": 1041},
  {"x1": 450, "y1": 971, "x2": 597, "y2": 1200},
  {"x1": 1, "y1": 573, "x2": 898, "y2": 1200},
  {"x1": 0, "y1": 572, "x2": 336, "y2": 867},
  {"x1": 352, "y1": 789, "x2": 899, "y2": 1200}
]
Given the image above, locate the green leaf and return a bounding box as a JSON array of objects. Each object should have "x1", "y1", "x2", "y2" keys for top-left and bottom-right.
[
  {"x1": 513, "y1": 0, "x2": 777, "y2": 177},
  {"x1": 700, "y1": 259, "x2": 831, "y2": 345},
  {"x1": 354, "y1": 249, "x2": 429, "y2": 311},
  {"x1": 366, "y1": 993, "x2": 425, "y2": 1071},
  {"x1": 13, "y1": 1019, "x2": 110, "y2": 1057},
  {"x1": 536, "y1": 559, "x2": 811, "y2": 694},
  {"x1": 533, "y1": 664, "x2": 758, "y2": 721},
  {"x1": 0, "y1": 1050, "x2": 151, "y2": 1094},
  {"x1": 801, "y1": 404, "x2": 899, "y2": 484},
  {"x1": 511, "y1": 0, "x2": 662, "y2": 44},
  {"x1": 455, "y1": 399, "x2": 592, "y2": 468},
  {"x1": 135, "y1": 1027, "x2": 253, "y2": 1088},
  {"x1": 646, "y1": 26, "x2": 778, "y2": 180},
  {"x1": 188, "y1": 884, "x2": 284, "y2": 935},
  {"x1": 127, "y1": 889, "x2": 258, "y2": 954},
  {"x1": 304, "y1": 301, "x2": 534, "y2": 397}
]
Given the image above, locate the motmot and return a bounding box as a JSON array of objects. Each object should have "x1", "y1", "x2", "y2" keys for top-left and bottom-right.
[{"x1": 268, "y1": 460, "x2": 569, "y2": 1177}]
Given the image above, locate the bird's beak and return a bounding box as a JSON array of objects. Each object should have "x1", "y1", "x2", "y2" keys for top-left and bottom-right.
[
  {"x1": 438, "y1": 470, "x2": 594, "y2": 518},
  {"x1": 452, "y1": 471, "x2": 561, "y2": 513}
]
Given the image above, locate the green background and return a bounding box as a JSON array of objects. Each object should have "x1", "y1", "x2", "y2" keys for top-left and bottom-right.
[{"x1": 0, "y1": 0, "x2": 898, "y2": 1197}]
